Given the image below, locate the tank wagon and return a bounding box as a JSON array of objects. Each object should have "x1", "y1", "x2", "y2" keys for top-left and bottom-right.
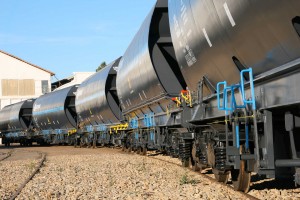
[
  {"x1": 0, "y1": 99, "x2": 35, "y2": 146},
  {"x1": 116, "y1": 0, "x2": 186, "y2": 154},
  {"x1": 0, "y1": 0, "x2": 300, "y2": 192},
  {"x1": 32, "y1": 85, "x2": 78, "y2": 144},
  {"x1": 75, "y1": 57, "x2": 124, "y2": 147},
  {"x1": 166, "y1": 0, "x2": 300, "y2": 191}
]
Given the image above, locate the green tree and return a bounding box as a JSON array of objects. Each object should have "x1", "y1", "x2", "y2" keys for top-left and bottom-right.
[{"x1": 96, "y1": 61, "x2": 107, "y2": 72}]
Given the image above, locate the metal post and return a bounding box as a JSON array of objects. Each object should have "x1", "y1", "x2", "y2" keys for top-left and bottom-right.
[
  {"x1": 263, "y1": 110, "x2": 275, "y2": 170},
  {"x1": 253, "y1": 110, "x2": 260, "y2": 167},
  {"x1": 289, "y1": 130, "x2": 298, "y2": 159}
]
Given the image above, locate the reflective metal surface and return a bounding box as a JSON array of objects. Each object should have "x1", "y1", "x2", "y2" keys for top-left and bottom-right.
[
  {"x1": 75, "y1": 58, "x2": 122, "y2": 127},
  {"x1": 0, "y1": 99, "x2": 35, "y2": 132},
  {"x1": 32, "y1": 85, "x2": 78, "y2": 130},
  {"x1": 169, "y1": 0, "x2": 300, "y2": 94},
  {"x1": 117, "y1": 0, "x2": 185, "y2": 113}
]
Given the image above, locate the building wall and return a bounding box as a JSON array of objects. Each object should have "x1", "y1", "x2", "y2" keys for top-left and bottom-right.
[
  {"x1": 54, "y1": 72, "x2": 95, "y2": 90},
  {"x1": 0, "y1": 52, "x2": 52, "y2": 109}
]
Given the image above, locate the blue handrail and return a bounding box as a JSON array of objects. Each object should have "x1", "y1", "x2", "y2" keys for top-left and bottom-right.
[
  {"x1": 217, "y1": 68, "x2": 256, "y2": 150},
  {"x1": 95, "y1": 124, "x2": 107, "y2": 132},
  {"x1": 235, "y1": 125, "x2": 240, "y2": 148},
  {"x1": 240, "y1": 68, "x2": 256, "y2": 110},
  {"x1": 150, "y1": 130, "x2": 155, "y2": 141},
  {"x1": 135, "y1": 132, "x2": 139, "y2": 140},
  {"x1": 217, "y1": 68, "x2": 256, "y2": 112},
  {"x1": 144, "y1": 113, "x2": 155, "y2": 128},
  {"x1": 217, "y1": 81, "x2": 227, "y2": 111},
  {"x1": 130, "y1": 117, "x2": 139, "y2": 129}
]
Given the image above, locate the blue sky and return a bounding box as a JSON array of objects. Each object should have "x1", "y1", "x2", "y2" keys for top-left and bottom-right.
[{"x1": 0, "y1": 0, "x2": 156, "y2": 81}]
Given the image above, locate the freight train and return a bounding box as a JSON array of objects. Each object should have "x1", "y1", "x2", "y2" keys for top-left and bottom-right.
[{"x1": 0, "y1": 0, "x2": 300, "y2": 192}]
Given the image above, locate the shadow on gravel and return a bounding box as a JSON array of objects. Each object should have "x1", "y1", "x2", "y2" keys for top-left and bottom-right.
[
  {"x1": 0, "y1": 144, "x2": 55, "y2": 149},
  {"x1": 251, "y1": 174, "x2": 297, "y2": 190}
]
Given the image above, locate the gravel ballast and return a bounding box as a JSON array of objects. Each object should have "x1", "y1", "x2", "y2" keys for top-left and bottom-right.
[
  {"x1": 0, "y1": 146, "x2": 299, "y2": 199},
  {"x1": 0, "y1": 150, "x2": 39, "y2": 199},
  {"x1": 16, "y1": 151, "x2": 247, "y2": 199}
]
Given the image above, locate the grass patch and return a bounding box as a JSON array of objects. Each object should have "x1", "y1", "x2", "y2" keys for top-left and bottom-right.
[
  {"x1": 26, "y1": 161, "x2": 36, "y2": 171},
  {"x1": 180, "y1": 171, "x2": 198, "y2": 185}
]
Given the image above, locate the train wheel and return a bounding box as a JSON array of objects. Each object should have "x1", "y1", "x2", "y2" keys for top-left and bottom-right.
[
  {"x1": 231, "y1": 160, "x2": 251, "y2": 192},
  {"x1": 141, "y1": 147, "x2": 147, "y2": 155},
  {"x1": 213, "y1": 169, "x2": 229, "y2": 183},
  {"x1": 126, "y1": 146, "x2": 132, "y2": 153},
  {"x1": 182, "y1": 159, "x2": 190, "y2": 167},
  {"x1": 215, "y1": 173, "x2": 229, "y2": 183},
  {"x1": 136, "y1": 147, "x2": 141, "y2": 154},
  {"x1": 190, "y1": 143, "x2": 200, "y2": 171},
  {"x1": 190, "y1": 159, "x2": 200, "y2": 171}
]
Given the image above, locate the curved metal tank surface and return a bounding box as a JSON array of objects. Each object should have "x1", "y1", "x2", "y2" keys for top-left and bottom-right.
[
  {"x1": 32, "y1": 85, "x2": 78, "y2": 130},
  {"x1": 75, "y1": 57, "x2": 122, "y2": 127},
  {"x1": 117, "y1": 0, "x2": 186, "y2": 113},
  {"x1": 168, "y1": 0, "x2": 300, "y2": 93},
  {"x1": 0, "y1": 99, "x2": 35, "y2": 132}
]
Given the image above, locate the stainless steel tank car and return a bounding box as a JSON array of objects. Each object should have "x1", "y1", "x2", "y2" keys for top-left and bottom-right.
[
  {"x1": 32, "y1": 85, "x2": 78, "y2": 130},
  {"x1": 116, "y1": 0, "x2": 186, "y2": 118},
  {"x1": 75, "y1": 57, "x2": 122, "y2": 128}
]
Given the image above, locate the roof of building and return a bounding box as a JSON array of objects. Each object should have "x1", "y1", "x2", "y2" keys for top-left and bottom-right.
[
  {"x1": 51, "y1": 72, "x2": 95, "y2": 91},
  {"x1": 0, "y1": 50, "x2": 55, "y2": 76}
]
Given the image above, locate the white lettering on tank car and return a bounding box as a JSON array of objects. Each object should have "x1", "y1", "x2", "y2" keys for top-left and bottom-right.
[
  {"x1": 173, "y1": 2, "x2": 197, "y2": 67},
  {"x1": 202, "y1": 28, "x2": 212, "y2": 47},
  {"x1": 139, "y1": 93, "x2": 143, "y2": 101},
  {"x1": 142, "y1": 90, "x2": 147, "y2": 98},
  {"x1": 33, "y1": 104, "x2": 41, "y2": 111},
  {"x1": 224, "y1": 2, "x2": 236, "y2": 27}
]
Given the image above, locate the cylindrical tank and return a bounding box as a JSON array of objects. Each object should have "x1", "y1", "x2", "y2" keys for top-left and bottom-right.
[
  {"x1": 32, "y1": 85, "x2": 78, "y2": 130},
  {"x1": 75, "y1": 58, "x2": 122, "y2": 127},
  {"x1": 168, "y1": 0, "x2": 300, "y2": 93},
  {"x1": 116, "y1": 0, "x2": 186, "y2": 114},
  {"x1": 0, "y1": 99, "x2": 35, "y2": 132}
]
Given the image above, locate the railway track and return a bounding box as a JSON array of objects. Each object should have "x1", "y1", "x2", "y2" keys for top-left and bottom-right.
[
  {"x1": 144, "y1": 151, "x2": 259, "y2": 200},
  {"x1": 0, "y1": 146, "x2": 298, "y2": 199},
  {"x1": 9, "y1": 151, "x2": 46, "y2": 200},
  {"x1": 0, "y1": 149, "x2": 46, "y2": 200},
  {"x1": 0, "y1": 150, "x2": 14, "y2": 161}
]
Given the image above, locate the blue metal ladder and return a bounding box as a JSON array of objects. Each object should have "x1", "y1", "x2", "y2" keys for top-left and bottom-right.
[
  {"x1": 217, "y1": 68, "x2": 256, "y2": 151},
  {"x1": 144, "y1": 113, "x2": 155, "y2": 141},
  {"x1": 130, "y1": 117, "x2": 139, "y2": 140}
]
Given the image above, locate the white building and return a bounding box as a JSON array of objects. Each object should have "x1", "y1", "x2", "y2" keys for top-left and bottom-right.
[
  {"x1": 0, "y1": 50, "x2": 54, "y2": 109},
  {"x1": 52, "y1": 72, "x2": 95, "y2": 90}
]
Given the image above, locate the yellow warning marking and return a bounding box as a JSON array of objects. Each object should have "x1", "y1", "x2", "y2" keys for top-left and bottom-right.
[
  {"x1": 109, "y1": 123, "x2": 128, "y2": 134},
  {"x1": 68, "y1": 129, "x2": 77, "y2": 135}
]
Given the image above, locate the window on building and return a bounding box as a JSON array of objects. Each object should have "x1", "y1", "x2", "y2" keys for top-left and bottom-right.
[
  {"x1": 2, "y1": 79, "x2": 35, "y2": 96},
  {"x1": 41, "y1": 80, "x2": 49, "y2": 94}
]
